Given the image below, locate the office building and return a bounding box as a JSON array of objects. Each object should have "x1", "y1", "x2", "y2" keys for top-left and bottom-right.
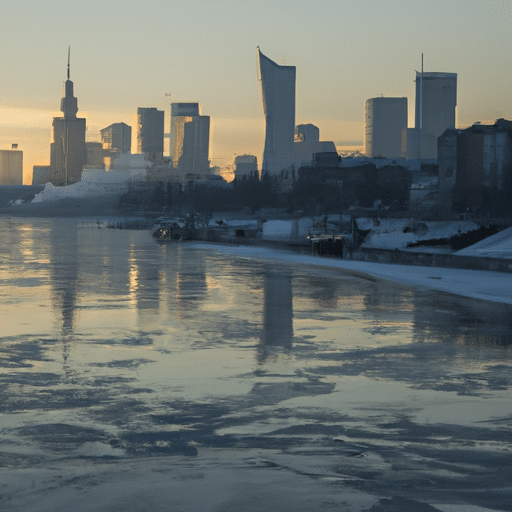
[
  {"x1": 169, "y1": 103, "x2": 200, "y2": 161},
  {"x1": 415, "y1": 72, "x2": 457, "y2": 159},
  {"x1": 295, "y1": 124, "x2": 319, "y2": 142},
  {"x1": 32, "y1": 165, "x2": 50, "y2": 185},
  {"x1": 438, "y1": 119, "x2": 512, "y2": 213},
  {"x1": 294, "y1": 123, "x2": 336, "y2": 167},
  {"x1": 100, "y1": 123, "x2": 131, "y2": 153},
  {"x1": 0, "y1": 147, "x2": 23, "y2": 185},
  {"x1": 135, "y1": 107, "x2": 164, "y2": 159},
  {"x1": 234, "y1": 154, "x2": 258, "y2": 180},
  {"x1": 257, "y1": 48, "x2": 296, "y2": 176},
  {"x1": 49, "y1": 50, "x2": 86, "y2": 186},
  {"x1": 85, "y1": 142, "x2": 105, "y2": 169},
  {"x1": 172, "y1": 113, "x2": 210, "y2": 177},
  {"x1": 364, "y1": 97, "x2": 407, "y2": 159}
]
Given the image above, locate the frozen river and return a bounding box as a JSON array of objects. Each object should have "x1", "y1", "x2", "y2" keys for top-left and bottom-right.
[{"x1": 1, "y1": 217, "x2": 511, "y2": 512}]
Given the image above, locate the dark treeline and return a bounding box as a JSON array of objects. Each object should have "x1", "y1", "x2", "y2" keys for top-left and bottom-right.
[{"x1": 119, "y1": 164, "x2": 412, "y2": 216}]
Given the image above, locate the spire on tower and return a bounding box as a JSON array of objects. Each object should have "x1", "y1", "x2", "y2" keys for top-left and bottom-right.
[{"x1": 61, "y1": 46, "x2": 78, "y2": 118}]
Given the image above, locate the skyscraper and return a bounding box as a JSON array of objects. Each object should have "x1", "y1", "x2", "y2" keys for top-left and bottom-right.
[
  {"x1": 49, "y1": 49, "x2": 86, "y2": 186},
  {"x1": 257, "y1": 48, "x2": 296, "y2": 176},
  {"x1": 135, "y1": 107, "x2": 164, "y2": 159},
  {"x1": 364, "y1": 97, "x2": 408, "y2": 159},
  {"x1": 170, "y1": 103, "x2": 210, "y2": 177},
  {"x1": 169, "y1": 103, "x2": 199, "y2": 161},
  {"x1": 415, "y1": 72, "x2": 457, "y2": 159}
]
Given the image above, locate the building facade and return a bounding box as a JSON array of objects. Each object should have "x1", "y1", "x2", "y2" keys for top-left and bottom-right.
[
  {"x1": 135, "y1": 107, "x2": 164, "y2": 159},
  {"x1": 85, "y1": 142, "x2": 105, "y2": 169},
  {"x1": 169, "y1": 103, "x2": 200, "y2": 162},
  {"x1": 0, "y1": 148, "x2": 23, "y2": 185},
  {"x1": 364, "y1": 97, "x2": 407, "y2": 159},
  {"x1": 100, "y1": 122, "x2": 131, "y2": 153},
  {"x1": 172, "y1": 114, "x2": 210, "y2": 178},
  {"x1": 295, "y1": 124, "x2": 319, "y2": 142},
  {"x1": 32, "y1": 165, "x2": 50, "y2": 185},
  {"x1": 415, "y1": 72, "x2": 457, "y2": 159},
  {"x1": 49, "y1": 56, "x2": 86, "y2": 186},
  {"x1": 234, "y1": 154, "x2": 258, "y2": 180},
  {"x1": 438, "y1": 119, "x2": 512, "y2": 213},
  {"x1": 257, "y1": 48, "x2": 296, "y2": 177}
]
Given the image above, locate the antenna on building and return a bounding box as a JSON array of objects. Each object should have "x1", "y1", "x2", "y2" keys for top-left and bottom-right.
[
  {"x1": 421, "y1": 53, "x2": 424, "y2": 73},
  {"x1": 67, "y1": 46, "x2": 70, "y2": 80}
]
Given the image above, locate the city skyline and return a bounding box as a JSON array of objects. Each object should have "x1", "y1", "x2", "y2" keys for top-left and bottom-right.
[{"x1": 0, "y1": 0, "x2": 511, "y2": 182}]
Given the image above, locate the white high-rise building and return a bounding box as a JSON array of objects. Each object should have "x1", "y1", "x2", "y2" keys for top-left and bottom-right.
[
  {"x1": 257, "y1": 48, "x2": 296, "y2": 177},
  {"x1": 415, "y1": 72, "x2": 457, "y2": 159},
  {"x1": 364, "y1": 97, "x2": 407, "y2": 159}
]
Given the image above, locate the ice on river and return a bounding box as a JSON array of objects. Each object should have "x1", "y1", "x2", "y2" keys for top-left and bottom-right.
[{"x1": 0, "y1": 217, "x2": 511, "y2": 512}]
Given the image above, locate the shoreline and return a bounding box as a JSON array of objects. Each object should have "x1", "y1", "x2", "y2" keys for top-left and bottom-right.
[
  {"x1": 191, "y1": 242, "x2": 512, "y2": 306},
  {"x1": 3, "y1": 207, "x2": 512, "y2": 303}
]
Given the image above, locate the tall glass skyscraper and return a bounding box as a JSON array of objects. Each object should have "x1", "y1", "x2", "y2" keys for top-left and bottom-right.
[{"x1": 257, "y1": 48, "x2": 296, "y2": 176}]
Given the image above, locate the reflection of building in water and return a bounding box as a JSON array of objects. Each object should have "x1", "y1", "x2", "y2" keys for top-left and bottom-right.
[
  {"x1": 172, "y1": 246, "x2": 207, "y2": 318},
  {"x1": 411, "y1": 291, "x2": 512, "y2": 348},
  {"x1": 50, "y1": 223, "x2": 79, "y2": 337},
  {"x1": 133, "y1": 256, "x2": 163, "y2": 331},
  {"x1": 298, "y1": 275, "x2": 340, "y2": 309},
  {"x1": 363, "y1": 280, "x2": 413, "y2": 317},
  {"x1": 49, "y1": 222, "x2": 80, "y2": 377},
  {"x1": 259, "y1": 269, "x2": 293, "y2": 362}
]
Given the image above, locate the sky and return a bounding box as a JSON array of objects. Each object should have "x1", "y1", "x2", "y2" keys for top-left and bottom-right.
[{"x1": 0, "y1": 0, "x2": 511, "y2": 183}]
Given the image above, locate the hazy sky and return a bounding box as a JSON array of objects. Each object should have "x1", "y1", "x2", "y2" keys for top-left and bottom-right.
[{"x1": 1, "y1": 0, "x2": 511, "y2": 182}]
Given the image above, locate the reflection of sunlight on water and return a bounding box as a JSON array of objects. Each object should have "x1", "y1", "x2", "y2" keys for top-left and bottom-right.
[{"x1": 127, "y1": 247, "x2": 139, "y2": 308}]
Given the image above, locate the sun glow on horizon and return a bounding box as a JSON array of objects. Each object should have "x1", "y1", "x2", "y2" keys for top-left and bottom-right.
[{"x1": 0, "y1": 107, "x2": 57, "y2": 128}]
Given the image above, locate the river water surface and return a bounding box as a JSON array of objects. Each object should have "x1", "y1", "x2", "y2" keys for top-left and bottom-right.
[{"x1": 1, "y1": 217, "x2": 511, "y2": 511}]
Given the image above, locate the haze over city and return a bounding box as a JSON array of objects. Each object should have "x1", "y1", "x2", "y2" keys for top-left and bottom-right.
[{"x1": 1, "y1": 0, "x2": 511, "y2": 183}]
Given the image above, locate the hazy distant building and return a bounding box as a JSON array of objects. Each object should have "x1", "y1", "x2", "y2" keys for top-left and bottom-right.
[
  {"x1": 85, "y1": 142, "x2": 105, "y2": 169},
  {"x1": 414, "y1": 72, "x2": 457, "y2": 159},
  {"x1": 294, "y1": 141, "x2": 337, "y2": 167},
  {"x1": 100, "y1": 122, "x2": 131, "y2": 153},
  {"x1": 295, "y1": 124, "x2": 319, "y2": 142},
  {"x1": 171, "y1": 104, "x2": 210, "y2": 178},
  {"x1": 169, "y1": 103, "x2": 200, "y2": 162},
  {"x1": 364, "y1": 97, "x2": 407, "y2": 159},
  {"x1": 257, "y1": 48, "x2": 296, "y2": 177},
  {"x1": 32, "y1": 165, "x2": 50, "y2": 185},
  {"x1": 234, "y1": 154, "x2": 258, "y2": 180},
  {"x1": 49, "y1": 52, "x2": 86, "y2": 186},
  {"x1": 402, "y1": 128, "x2": 420, "y2": 160},
  {"x1": 135, "y1": 107, "x2": 164, "y2": 159},
  {"x1": 294, "y1": 123, "x2": 336, "y2": 167},
  {"x1": 0, "y1": 147, "x2": 23, "y2": 185}
]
